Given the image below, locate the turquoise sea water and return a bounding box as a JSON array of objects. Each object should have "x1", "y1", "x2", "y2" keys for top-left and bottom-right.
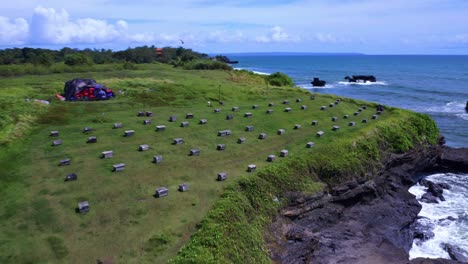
[
  {"x1": 231, "y1": 54, "x2": 468, "y2": 147},
  {"x1": 231, "y1": 54, "x2": 468, "y2": 260}
]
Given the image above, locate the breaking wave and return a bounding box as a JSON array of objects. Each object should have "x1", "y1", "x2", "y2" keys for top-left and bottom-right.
[
  {"x1": 298, "y1": 83, "x2": 335, "y2": 89},
  {"x1": 233, "y1": 67, "x2": 270, "y2": 75},
  {"x1": 409, "y1": 173, "x2": 468, "y2": 260},
  {"x1": 426, "y1": 101, "x2": 466, "y2": 114},
  {"x1": 456, "y1": 113, "x2": 468, "y2": 121},
  {"x1": 337, "y1": 81, "x2": 388, "y2": 86}
]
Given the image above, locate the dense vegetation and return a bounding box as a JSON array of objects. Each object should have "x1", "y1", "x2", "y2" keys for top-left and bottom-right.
[
  {"x1": 0, "y1": 46, "x2": 235, "y2": 76},
  {"x1": 265, "y1": 72, "x2": 294, "y2": 87},
  {"x1": 0, "y1": 46, "x2": 206, "y2": 65},
  {"x1": 0, "y1": 61, "x2": 439, "y2": 263}
]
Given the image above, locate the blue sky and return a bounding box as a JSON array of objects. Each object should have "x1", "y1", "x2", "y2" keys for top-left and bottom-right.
[{"x1": 0, "y1": 0, "x2": 467, "y2": 54}]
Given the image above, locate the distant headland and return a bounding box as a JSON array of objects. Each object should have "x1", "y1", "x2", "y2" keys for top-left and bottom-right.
[{"x1": 219, "y1": 52, "x2": 366, "y2": 56}]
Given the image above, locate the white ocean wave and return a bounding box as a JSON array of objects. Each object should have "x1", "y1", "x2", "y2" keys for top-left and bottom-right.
[
  {"x1": 409, "y1": 173, "x2": 468, "y2": 260},
  {"x1": 456, "y1": 113, "x2": 468, "y2": 121},
  {"x1": 337, "y1": 81, "x2": 388, "y2": 86},
  {"x1": 298, "y1": 83, "x2": 335, "y2": 89},
  {"x1": 252, "y1": 70, "x2": 270, "y2": 75},
  {"x1": 426, "y1": 101, "x2": 466, "y2": 114},
  {"x1": 233, "y1": 67, "x2": 270, "y2": 75}
]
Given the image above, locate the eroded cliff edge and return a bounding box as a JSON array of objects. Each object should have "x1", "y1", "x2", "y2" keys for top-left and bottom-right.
[
  {"x1": 172, "y1": 109, "x2": 450, "y2": 264},
  {"x1": 266, "y1": 145, "x2": 468, "y2": 264}
]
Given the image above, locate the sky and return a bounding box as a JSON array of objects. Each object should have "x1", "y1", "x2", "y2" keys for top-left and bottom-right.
[{"x1": 0, "y1": 0, "x2": 468, "y2": 54}]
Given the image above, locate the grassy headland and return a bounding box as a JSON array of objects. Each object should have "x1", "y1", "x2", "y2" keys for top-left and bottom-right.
[{"x1": 0, "y1": 63, "x2": 438, "y2": 264}]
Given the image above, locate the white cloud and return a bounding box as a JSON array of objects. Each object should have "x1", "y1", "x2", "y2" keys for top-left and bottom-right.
[
  {"x1": 255, "y1": 36, "x2": 270, "y2": 43},
  {"x1": 315, "y1": 33, "x2": 337, "y2": 43},
  {"x1": 256, "y1": 26, "x2": 298, "y2": 43},
  {"x1": 270, "y1": 26, "x2": 289, "y2": 42},
  {"x1": 207, "y1": 30, "x2": 245, "y2": 43},
  {"x1": 451, "y1": 34, "x2": 468, "y2": 44},
  {"x1": 29, "y1": 6, "x2": 129, "y2": 44},
  {"x1": 128, "y1": 33, "x2": 155, "y2": 43},
  {"x1": 0, "y1": 16, "x2": 28, "y2": 45}
]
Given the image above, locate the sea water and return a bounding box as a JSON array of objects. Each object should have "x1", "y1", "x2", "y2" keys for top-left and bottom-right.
[
  {"x1": 408, "y1": 173, "x2": 468, "y2": 259},
  {"x1": 231, "y1": 54, "x2": 468, "y2": 260},
  {"x1": 232, "y1": 54, "x2": 468, "y2": 147}
]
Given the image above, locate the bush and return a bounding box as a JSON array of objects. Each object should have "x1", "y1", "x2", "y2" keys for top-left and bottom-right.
[
  {"x1": 265, "y1": 72, "x2": 294, "y2": 86},
  {"x1": 123, "y1": 62, "x2": 138, "y2": 70},
  {"x1": 182, "y1": 59, "x2": 232, "y2": 70},
  {"x1": 64, "y1": 53, "x2": 93, "y2": 66}
]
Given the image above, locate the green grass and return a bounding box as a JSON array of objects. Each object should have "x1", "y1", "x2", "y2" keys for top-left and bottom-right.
[{"x1": 0, "y1": 64, "x2": 439, "y2": 264}]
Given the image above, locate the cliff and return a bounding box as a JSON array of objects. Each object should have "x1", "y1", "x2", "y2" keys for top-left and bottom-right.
[
  {"x1": 171, "y1": 110, "x2": 443, "y2": 263},
  {"x1": 267, "y1": 144, "x2": 468, "y2": 264}
]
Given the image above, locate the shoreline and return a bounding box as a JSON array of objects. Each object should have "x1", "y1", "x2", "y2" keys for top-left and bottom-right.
[{"x1": 266, "y1": 144, "x2": 468, "y2": 263}]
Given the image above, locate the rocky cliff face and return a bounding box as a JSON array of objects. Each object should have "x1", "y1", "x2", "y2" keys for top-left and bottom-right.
[{"x1": 266, "y1": 145, "x2": 468, "y2": 264}]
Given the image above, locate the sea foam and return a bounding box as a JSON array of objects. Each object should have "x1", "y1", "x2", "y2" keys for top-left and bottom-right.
[
  {"x1": 337, "y1": 81, "x2": 388, "y2": 86},
  {"x1": 426, "y1": 101, "x2": 466, "y2": 114},
  {"x1": 233, "y1": 67, "x2": 270, "y2": 75},
  {"x1": 409, "y1": 173, "x2": 468, "y2": 260}
]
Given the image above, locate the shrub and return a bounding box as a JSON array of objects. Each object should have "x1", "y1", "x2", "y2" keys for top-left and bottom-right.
[
  {"x1": 264, "y1": 72, "x2": 294, "y2": 86},
  {"x1": 182, "y1": 59, "x2": 232, "y2": 70},
  {"x1": 123, "y1": 62, "x2": 138, "y2": 70},
  {"x1": 64, "y1": 53, "x2": 93, "y2": 66}
]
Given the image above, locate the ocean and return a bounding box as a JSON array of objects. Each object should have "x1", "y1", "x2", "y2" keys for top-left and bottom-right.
[{"x1": 230, "y1": 54, "x2": 468, "y2": 260}]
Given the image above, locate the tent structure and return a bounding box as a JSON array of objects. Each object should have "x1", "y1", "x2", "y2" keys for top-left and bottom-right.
[{"x1": 63, "y1": 78, "x2": 114, "y2": 101}]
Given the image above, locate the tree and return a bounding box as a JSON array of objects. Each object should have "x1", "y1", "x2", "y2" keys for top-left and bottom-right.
[
  {"x1": 64, "y1": 53, "x2": 93, "y2": 66},
  {"x1": 36, "y1": 53, "x2": 54, "y2": 67}
]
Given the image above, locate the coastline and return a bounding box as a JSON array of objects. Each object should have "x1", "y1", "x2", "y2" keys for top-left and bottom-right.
[{"x1": 266, "y1": 144, "x2": 468, "y2": 263}]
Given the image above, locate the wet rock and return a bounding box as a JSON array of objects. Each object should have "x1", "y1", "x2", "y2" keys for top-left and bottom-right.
[
  {"x1": 419, "y1": 178, "x2": 431, "y2": 187},
  {"x1": 442, "y1": 243, "x2": 468, "y2": 262},
  {"x1": 440, "y1": 146, "x2": 468, "y2": 173},
  {"x1": 419, "y1": 180, "x2": 447, "y2": 202},
  {"x1": 438, "y1": 182, "x2": 451, "y2": 190},
  {"x1": 412, "y1": 219, "x2": 435, "y2": 241},
  {"x1": 421, "y1": 192, "x2": 440, "y2": 203},
  {"x1": 408, "y1": 258, "x2": 463, "y2": 264}
]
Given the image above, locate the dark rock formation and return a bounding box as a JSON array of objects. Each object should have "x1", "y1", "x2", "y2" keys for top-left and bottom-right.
[
  {"x1": 311, "y1": 78, "x2": 326, "y2": 87},
  {"x1": 266, "y1": 146, "x2": 468, "y2": 264},
  {"x1": 421, "y1": 192, "x2": 440, "y2": 203},
  {"x1": 418, "y1": 179, "x2": 450, "y2": 203},
  {"x1": 408, "y1": 258, "x2": 463, "y2": 264},
  {"x1": 411, "y1": 217, "x2": 435, "y2": 242},
  {"x1": 442, "y1": 243, "x2": 468, "y2": 262},
  {"x1": 440, "y1": 146, "x2": 468, "y2": 172},
  {"x1": 214, "y1": 55, "x2": 238, "y2": 64},
  {"x1": 344, "y1": 75, "x2": 377, "y2": 82}
]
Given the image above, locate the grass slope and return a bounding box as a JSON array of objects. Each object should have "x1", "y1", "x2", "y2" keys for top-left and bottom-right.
[{"x1": 0, "y1": 64, "x2": 438, "y2": 264}]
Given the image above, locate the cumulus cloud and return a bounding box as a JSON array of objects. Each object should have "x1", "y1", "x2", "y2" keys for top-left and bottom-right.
[
  {"x1": 29, "y1": 6, "x2": 129, "y2": 44},
  {"x1": 315, "y1": 33, "x2": 337, "y2": 43},
  {"x1": 270, "y1": 26, "x2": 289, "y2": 42},
  {"x1": 207, "y1": 30, "x2": 245, "y2": 43},
  {"x1": 312, "y1": 33, "x2": 354, "y2": 45},
  {"x1": 451, "y1": 34, "x2": 468, "y2": 44},
  {"x1": 0, "y1": 16, "x2": 29, "y2": 45},
  {"x1": 255, "y1": 26, "x2": 298, "y2": 43}
]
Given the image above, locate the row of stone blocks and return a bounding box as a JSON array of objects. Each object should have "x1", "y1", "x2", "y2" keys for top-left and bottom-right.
[
  {"x1": 52, "y1": 112, "x2": 377, "y2": 146},
  {"x1": 51, "y1": 98, "x2": 355, "y2": 141},
  {"x1": 76, "y1": 146, "x2": 291, "y2": 210}
]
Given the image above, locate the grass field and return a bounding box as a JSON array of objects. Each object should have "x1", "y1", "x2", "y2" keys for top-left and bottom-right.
[{"x1": 0, "y1": 64, "x2": 402, "y2": 263}]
